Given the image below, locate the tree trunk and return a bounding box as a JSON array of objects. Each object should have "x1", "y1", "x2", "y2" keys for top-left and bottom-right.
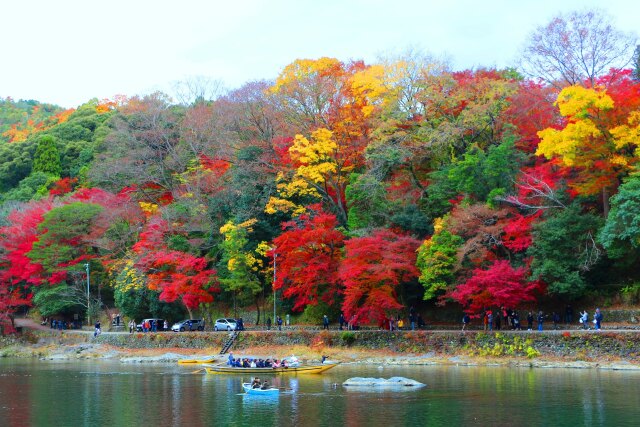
[
  {"x1": 602, "y1": 186, "x2": 610, "y2": 218},
  {"x1": 255, "y1": 298, "x2": 261, "y2": 326}
]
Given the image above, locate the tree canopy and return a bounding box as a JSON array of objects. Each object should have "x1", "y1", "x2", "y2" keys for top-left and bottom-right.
[{"x1": 1, "y1": 9, "x2": 640, "y2": 331}]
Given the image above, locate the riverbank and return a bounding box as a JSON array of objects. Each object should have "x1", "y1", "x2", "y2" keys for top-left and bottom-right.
[{"x1": 2, "y1": 328, "x2": 640, "y2": 369}]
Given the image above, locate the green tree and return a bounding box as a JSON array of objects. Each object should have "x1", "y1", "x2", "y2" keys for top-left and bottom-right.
[
  {"x1": 217, "y1": 219, "x2": 264, "y2": 320},
  {"x1": 599, "y1": 174, "x2": 640, "y2": 259},
  {"x1": 0, "y1": 139, "x2": 36, "y2": 192},
  {"x1": 1, "y1": 172, "x2": 58, "y2": 202},
  {"x1": 345, "y1": 173, "x2": 389, "y2": 231},
  {"x1": 416, "y1": 218, "x2": 463, "y2": 300},
  {"x1": 28, "y1": 202, "x2": 103, "y2": 272},
  {"x1": 32, "y1": 135, "x2": 62, "y2": 176},
  {"x1": 32, "y1": 285, "x2": 82, "y2": 317},
  {"x1": 426, "y1": 137, "x2": 523, "y2": 216},
  {"x1": 114, "y1": 286, "x2": 185, "y2": 323},
  {"x1": 528, "y1": 204, "x2": 604, "y2": 298}
]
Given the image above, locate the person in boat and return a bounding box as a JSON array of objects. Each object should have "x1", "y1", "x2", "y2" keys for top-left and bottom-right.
[
  {"x1": 261, "y1": 380, "x2": 269, "y2": 390},
  {"x1": 250, "y1": 359, "x2": 257, "y2": 368},
  {"x1": 235, "y1": 359, "x2": 242, "y2": 367},
  {"x1": 252, "y1": 378, "x2": 261, "y2": 389},
  {"x1": 228, "y1": 353, "x2": 234, "y2": 366}
]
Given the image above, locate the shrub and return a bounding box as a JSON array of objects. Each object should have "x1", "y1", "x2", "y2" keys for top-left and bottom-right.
[
  {"x1": 621, "y1": 283, "x2": 640, "y2": 305},
  {"x1": 526, "y1": 346, "x2": 540, "y2": 358},
  {"x1": 340, "y1": 331, "x2": 356, "y2": 346}
]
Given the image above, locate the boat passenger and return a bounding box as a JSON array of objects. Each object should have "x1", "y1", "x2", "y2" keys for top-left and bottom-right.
[
  {"x1": 261, "y1": 380, "x2": 269, "y2": 390},
  {"x1": 252, "y1": 378, "x2": 261, "y2": 389},
  {"x1": 235, "y1": 359, "x2": 242, "y2": 367},
  {"x1": 250, "y1": 360, "x2": 256, "y2": 368}
]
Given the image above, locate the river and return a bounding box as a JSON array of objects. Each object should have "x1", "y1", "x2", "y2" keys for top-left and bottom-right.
[{"x1": 0, "y1": 360, "x2": 638, "y2": 426}]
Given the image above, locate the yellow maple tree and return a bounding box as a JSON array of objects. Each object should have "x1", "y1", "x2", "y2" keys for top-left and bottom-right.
[{"x1": 537, "y1": 85, "x2": 640, "y2": 212}]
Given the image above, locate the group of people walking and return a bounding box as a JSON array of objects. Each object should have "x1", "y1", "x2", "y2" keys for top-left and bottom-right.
[{"x1": 465, "y1": 307, "x2": 604, "y2": 331}]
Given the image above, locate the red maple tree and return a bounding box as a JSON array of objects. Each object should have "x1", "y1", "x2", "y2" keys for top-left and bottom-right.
[
  {"x1": 340, "y1": 229, "x2": 421, "y2": 325},
  {"x1": 271, "y1": 206, "x2": 346, "y2": 311},
  {"x1": 133, "y1": 215, "x2": 218, "y2": 311},
  {"x1": 447, "y1": 260, "x2": 543, "y2": 314}
]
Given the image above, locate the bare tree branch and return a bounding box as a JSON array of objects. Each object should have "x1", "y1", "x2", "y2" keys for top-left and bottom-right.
[
  {"x1": 521, "y1": 9, "x2": 637, "y2": 88},
  {"x1": 496, "y1": 172, "x2": 566, "y2": 211}
]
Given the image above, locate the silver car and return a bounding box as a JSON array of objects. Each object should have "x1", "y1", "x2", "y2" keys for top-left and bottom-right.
[
  {"x1": 214, "y1": 318, "x2": 237, "y2": 331},
  {"x1": 171, "y1": 319, "x2": 205, "y2": 332}
]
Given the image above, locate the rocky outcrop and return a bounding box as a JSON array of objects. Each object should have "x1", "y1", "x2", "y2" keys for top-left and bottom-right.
[{"x1": 343, "y1": 377, "x2": 425, "y2": 387}]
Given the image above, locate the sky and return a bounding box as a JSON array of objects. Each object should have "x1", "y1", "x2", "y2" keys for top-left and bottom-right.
[{"x1": 0, "y1": 0, "x2": 638, "y2": 108}]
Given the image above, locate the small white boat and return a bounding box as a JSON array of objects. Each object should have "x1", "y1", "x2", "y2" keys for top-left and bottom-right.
[{"x1": 242, "y1": 383, "x2": 280, "y2": 395}]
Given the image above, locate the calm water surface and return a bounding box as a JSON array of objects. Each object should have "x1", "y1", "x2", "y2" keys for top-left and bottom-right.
[{"x1": 1, "y1": 359, "x2": 639, "y2": 426}]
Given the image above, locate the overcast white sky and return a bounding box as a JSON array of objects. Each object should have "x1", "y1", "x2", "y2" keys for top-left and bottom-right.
[{"x1": 0, "y1": 0, "x2": 637, "y2": 108}]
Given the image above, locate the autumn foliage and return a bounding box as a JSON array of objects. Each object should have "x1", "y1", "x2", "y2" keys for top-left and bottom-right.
[
  {"x1": 340, "y1": 229, "x2": 421, "y2": 325},
  {"x1": 3, "y1": 26, "x2": 640, "y2": 330},
  {"x1": 271, "y1": 207, "x2": 345, "y2": 311},
  {"x1": 448, "y1": 260, "x2": 543, "y2": 315},
  {"x1": 133, "y1": 216, "x2": 218, "y2": 310}
]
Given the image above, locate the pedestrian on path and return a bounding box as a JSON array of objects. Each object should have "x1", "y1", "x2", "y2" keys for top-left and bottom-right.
[
  {"x1": 462, "y1": 313, "x2": 470, "y2": 331},
  {"x1": 594, "y1": 308, "x2": 603, "y2": 330},
  {"x1": 579, "y1": 310, "x2": 589, "y2": 330},
  {"x1": 537, "y1": 311, "x2": 544, "y2": 331}
]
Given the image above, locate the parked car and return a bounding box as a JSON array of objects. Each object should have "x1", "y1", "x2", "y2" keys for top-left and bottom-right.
[
  {"x1": 213, "y1": 318, "x2": 237, "y2": 331},
  {"x1": 136, "y1": 318, "x2": 166, "y2": 332},
  {"x1": 171, "y1": 319, "x2": 205, "y2": 332}
]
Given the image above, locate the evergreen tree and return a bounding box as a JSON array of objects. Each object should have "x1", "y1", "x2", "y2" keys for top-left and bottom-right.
[{"x1": 32, "y1": 135, "x2": 62, "y2": 176}]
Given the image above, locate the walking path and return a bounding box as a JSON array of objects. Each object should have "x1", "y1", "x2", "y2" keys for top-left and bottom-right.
[{"x1": 12, "y1": 317, "x2": 637, "y2": 334}]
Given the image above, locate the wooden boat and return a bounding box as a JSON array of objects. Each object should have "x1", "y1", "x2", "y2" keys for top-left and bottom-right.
[
  {"x1": 177, "y1": 357, "x2": 215, "y2": 364},
  {"x1": 242, "y1": 383, "x2": 280, "y2": 395},
  {"x1": 202, "y1": 362, "x2": 339, "y2": 375}
]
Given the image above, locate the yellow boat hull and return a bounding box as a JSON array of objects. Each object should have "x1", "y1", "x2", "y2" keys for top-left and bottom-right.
[
  {"x1": 178, "y1": 358, "x2": 215, "y2": 364},
  {"x1": 202, "y1": 363, "x2": 339, "y2": 375}
]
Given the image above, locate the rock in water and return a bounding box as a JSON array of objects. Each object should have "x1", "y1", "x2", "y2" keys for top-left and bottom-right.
[{"x1": 342, "y1": 377, "x2": 425, "y2": 387}]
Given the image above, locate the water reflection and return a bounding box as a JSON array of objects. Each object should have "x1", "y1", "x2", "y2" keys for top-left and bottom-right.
[{"x1": 1, "y1": 361, "x2": 639, "y2": 427}]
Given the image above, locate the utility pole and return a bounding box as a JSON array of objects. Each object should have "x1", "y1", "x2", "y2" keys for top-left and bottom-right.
[
  {"x1": 273, "y1": 251, "x2": 277, "y2": 322},
  {"x1": 84, "y1": 263, "x2": 90, "y2": 326}
]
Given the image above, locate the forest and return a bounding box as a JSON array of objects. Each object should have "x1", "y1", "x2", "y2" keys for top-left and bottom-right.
[{"x1": 1, "y1": 10, "x2": 640, "y2": 332}]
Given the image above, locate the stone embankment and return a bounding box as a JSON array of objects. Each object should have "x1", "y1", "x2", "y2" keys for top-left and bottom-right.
[{"x1": 2, "y1": 328, "x2": 640, "y2": 367}]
